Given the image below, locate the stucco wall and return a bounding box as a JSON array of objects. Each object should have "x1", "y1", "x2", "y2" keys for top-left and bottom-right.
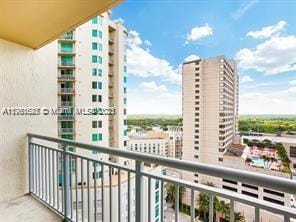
[{"x1": 0, "y1": 39, "x2": 57, "y2": 202}]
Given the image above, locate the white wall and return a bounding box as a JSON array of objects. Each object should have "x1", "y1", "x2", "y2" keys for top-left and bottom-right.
[{"x1": 0, "y1": 39, "x2": 57, "y2": 202}]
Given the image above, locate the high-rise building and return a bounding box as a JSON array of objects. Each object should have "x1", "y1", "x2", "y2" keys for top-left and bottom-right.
[
  {"x1": 57, "y1": 12, "x2": 128, "y2": 162},
  {"x1": 182, "y1": 55, "x2": 239, "y2": 184}
]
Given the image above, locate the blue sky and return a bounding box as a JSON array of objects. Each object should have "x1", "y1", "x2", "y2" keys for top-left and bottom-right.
[{"x1": 111, "y1": 0, "x2": 296, "y2": 115}]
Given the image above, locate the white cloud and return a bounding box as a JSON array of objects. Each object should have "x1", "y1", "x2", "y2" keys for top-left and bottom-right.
[
  {"x1": 184, "y1": 54, "x2": 200, "y2": 62},
  {"x1": 240, "y1": 89, "x2": 296, "y2": 114},
  {"x1": 231, "y1": 0, "x2": 258, "y2": 20},
  {"x1": 144, "y1": 40, "x2": 152, "y2": 46},
  {"x1": 236, "y1": 35, "x2": 296, "y2": 74},
  {"x1": 288, "y1": 86, "x2": 296, "y2": 95},
  {"x1": 246, "y1": 20, "x2": 287, "y2": 39},
  {"x1": 138, "y1": 81, "x2": 168, "y2": 92},
  {"x1": 240, "y1": 75, "x2": 254, "y2": 83},
  {"x1": 289, "y1": 80, "x2": 296, "y2": 85},
  {"x1": 127, "y1": 30, "x2": 142, "y2": 46},
  {"x1": 127, "y1": 90, "x2": 181, "y2": 114},
  {"x1": 127, "y1": 30, "x2": 181, "y2": 85},
  {"x1": 113, "y1": 18, "x2": 124, "y2": 24},
  {"x1": 185, "y1": 24, "x2": 213, "y2": 44}
]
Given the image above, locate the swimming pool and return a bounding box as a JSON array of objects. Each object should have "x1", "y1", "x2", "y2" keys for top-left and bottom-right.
[{"x1": 251, "y1": 157, "x2": 265, "y2": 167}]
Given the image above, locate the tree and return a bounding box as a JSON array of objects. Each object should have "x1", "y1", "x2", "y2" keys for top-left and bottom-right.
[
  {"x1": 245, "y1": 157, "x2": 253, "y2": 166},
  {"x1": 166, "y1": 183, "x2": 185, "y2": 207}
]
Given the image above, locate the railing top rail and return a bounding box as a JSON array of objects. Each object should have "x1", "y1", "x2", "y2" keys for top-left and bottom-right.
[{"x1": 27, "y1": 133, "x2": 296, "y2": 194}]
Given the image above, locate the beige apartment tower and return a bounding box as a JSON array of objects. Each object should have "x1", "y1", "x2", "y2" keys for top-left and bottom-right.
[{"x1": 182, "y1": 56, "x2": 239, "y2": 184}]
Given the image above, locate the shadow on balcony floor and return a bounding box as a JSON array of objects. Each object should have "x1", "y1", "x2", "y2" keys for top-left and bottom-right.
[{"x1": 0, "y1": 195, "x2": 62, "y2": 222}]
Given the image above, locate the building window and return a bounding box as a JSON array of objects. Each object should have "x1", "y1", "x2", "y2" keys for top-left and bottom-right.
[
  {"x1": 124, "y1": 109, "x2": 127, "y2": 115},
  {"x1": 92, "y1": 42, "x2": 98, "y2": 50},
  {"x1": 123, "y1": 76, "x2": 127, "y2": 83},
  {"x1": 60, "y1": 43, "x2": 73, "y2": 53},
  {"x1": 124, "y1": 66, "x2": 127, "y2": 72},
  {"x1": 124, "y1": 119, "x2": 127, "y2": 125},
  {"x1": 92, "y1": 68, "x2": 97, "y2": 76},
  {"x1": 92, "y1": 30, "x2": 97, "y2": 37},
  {"x1": 92, "y1": 95, "x2": 97, "y2": 102},
  {"x1": 124, "y1": 130, "x2": 127, "y2": 136},
  {"x1": 92, "y1": 81, "x2": 97, "y2": 89},
  {"x1": 92, "y1": 17, "x2": 98, "y2": 24},
  {"x1": 124, "y1": 98, "x2": 127, "y2": 104},
  {"x1": 98, "y1": 68, "x2": 102, "y2": 76},
  {"x1": 92, "y1": 56, "x2": 97, "y2": 63},
  {"x1": 98, "y1": 56, "x2": 102, "y2": 64},
  {"x1": 92, "y1": 121, "x2": 102, "y2": 128},
  {"x1": 290, "y1": 146, "x2": 296, "y2": 158},
  {"x1": 98, "y1": 43, "x2": 102, "y2": 51},
  {"x1": 98, "y1": 31, "x2": 102, "y2": 39},
  {"x1": 92, "y1": 133, "x2": 102, "y2": 141},
  {"x1": 98, "y1": 95, "x2": 102, "y2": 102},
  {"x1": 124, "y1": 87, "x2": 127, "y2": 94},
  {"x1": 98, "y1": 82, "x2": 102, "y2": 90},
  {"x1": 155, "y1": 191, "x2": 159, "y2": 203}
]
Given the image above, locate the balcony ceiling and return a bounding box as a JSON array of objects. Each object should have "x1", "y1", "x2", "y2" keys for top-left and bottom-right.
[{"x1": 0, "y1": 0, "x2": 123, "y2": 49}]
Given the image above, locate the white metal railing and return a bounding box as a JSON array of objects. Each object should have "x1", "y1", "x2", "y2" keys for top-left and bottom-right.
[
  {"x1": 59, "y1": 88, "x2": 75, "y2": 94},
  {"x1": 27, "y1": 134, "x2": 296, "y2": 222},
  {"x1": 58, "y1": 128, "x2": 74, "y2": 133},
  {"x1": 58, "y1": 75, "x2": 75, "y2": 80},
  {"x1": 59, "y1": 101, "x2": 74, "y2": 107}
]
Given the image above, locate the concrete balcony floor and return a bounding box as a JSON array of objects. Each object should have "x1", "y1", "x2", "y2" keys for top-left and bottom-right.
[{"x1": 0, "y1": 195, "x2": 61, "y2": 222}]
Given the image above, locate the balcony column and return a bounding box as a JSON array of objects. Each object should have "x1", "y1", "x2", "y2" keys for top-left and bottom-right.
[
  {"x1": 62, "y1": 145, "x2": 71, "y2": 221},
  {"x1": 28, "y1": 136, "x2": 33, "y2": 193},
  {"x1": 135, "y1": 160, "x2": 144, "y2": 222}
]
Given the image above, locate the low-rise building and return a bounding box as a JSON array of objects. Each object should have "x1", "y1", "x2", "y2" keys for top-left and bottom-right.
[{"x1": 128, "y1": 132, "x2": 170, "y2": 157}]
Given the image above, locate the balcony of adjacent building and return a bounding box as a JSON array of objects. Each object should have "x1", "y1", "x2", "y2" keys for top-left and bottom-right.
[
  {"x1": 59, "y1": 31, "x2": 75, "y2": 42},
  {"x1": 109, "y1": 46, "x2": 115, "y2": 55},
  {"x1": 58, "y1": 82, "x2": 75, "y2": 94},
  {"x1": 109, "y1": 57, "x2": 114, "y2": 66},
  {"x1": 58, "y1": 43, "x2": 76, "y2": 56},
  {"x1": 58, "y1": 100, "x2": 74, "y2": 107},
  {"x1": 58, "y1": 56, "x2": 75, "y2": 68},
  {"x1": 58, "y1": 114, "x2": 75, "y2": 121}
]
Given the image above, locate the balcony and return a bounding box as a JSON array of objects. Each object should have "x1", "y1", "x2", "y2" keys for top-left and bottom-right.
[
  {"x1": 60, "y1": 32, "x2": 75, "y2": 41},
  {"x1": 58, "y1": 62, "x2": 75, "y2": 68},
  {"x1": 59, "y1": 101, "x2": 74, "y2": 107},
  {"x1": 58, "y1": 115, "x2": 75, "y2": 121},
  {"x1": 109, "y1": 47, "x2": 114, "y2": 55},
  {"x1": 58, "y1": 48, "x2": 75, "y2": 56},
  {"x1": 58, "y1": 128, "x2": 74, "y2": 134},
  {"x1": 57, "y1": 74, "x2": 75, "y2": 81},
  {"x1": 109, "y1": 80, "x2": 114, "y2": 88},
  {"x1": 58, "y1": 88, "x2": 75, "y2": 94},
  {"x1": 24, "y1": 134, "x2": 296, "y2": 222},
  {"x1": 109, "y1": 58, "x2": 114, "y2": 65}
]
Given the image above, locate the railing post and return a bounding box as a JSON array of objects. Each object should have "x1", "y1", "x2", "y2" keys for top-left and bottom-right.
[
  {"x1": 28, "y1": 136, "x2": 33, "y2": 193},
  {"x1": 135, "y1": 160, "x2": 144, "y2": 222},
  {"x1": 62, "y1": 145, "x2": 71, "y2": 221}
]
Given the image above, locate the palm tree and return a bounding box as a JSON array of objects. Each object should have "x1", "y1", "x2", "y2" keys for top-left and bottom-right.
[
  {"x1": 234, "y1": 212, "x2": 246, "y2": 222},
  {"x1": 166, "y1": 183, "x2": 185, "y2": 207},
  {"x1": 197, "y1": 182, "x2": 218, "y2": 222},
  {"x1": 198, "y1": 193, "x2": 210, "y2": 221},
  {"x1": 245, "y1": 157, "x2": 253, "y2": 166}
]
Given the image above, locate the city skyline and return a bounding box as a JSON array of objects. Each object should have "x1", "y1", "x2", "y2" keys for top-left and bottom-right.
[{"x1": 111, "y1": 0, "x2": 296, "y2": 115}]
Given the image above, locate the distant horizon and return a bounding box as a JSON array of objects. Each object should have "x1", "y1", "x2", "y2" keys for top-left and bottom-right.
[{"x1": 127, "y1": 114, "x2": 296, "y2": 117}]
